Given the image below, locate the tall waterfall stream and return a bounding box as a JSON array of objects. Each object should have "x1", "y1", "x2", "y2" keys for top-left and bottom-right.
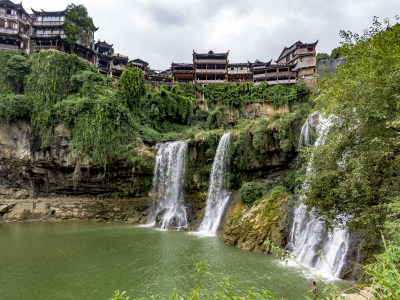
[
  {"x1": 197, "y1": 132, "x2": 232, "y2": 236},
  {"x1": 147, "y1": 141, "x2": 188, "y2": 230},
  {"x1": 288, "y1": 112, "x2": 350, "y2": 279}
]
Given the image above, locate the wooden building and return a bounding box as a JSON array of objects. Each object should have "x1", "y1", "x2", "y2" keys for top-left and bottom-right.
[
  {"x1": 30, "y1": 8, "x2": 97, "y2": 64},
  {"x1": 228, "y1": 62, "x2": 252, "y2": 83},
  {"x1": 251, "y1": 60, "x2": 271, "y2": 84},
  {"x1": 95, "y1": 40, "x2": 113, "y2": 76},
  {"x1": 0, "y1": 0, "x2": 30, "y2": 51},
  {"x1": 129, "y1": 58, "x2": 149, "y2": 74},
  {"x1": 193, "y1": 50, "x2": 228, "y2": 84},
  {"x1": 112, "y1": 53, "x2": 129, "y2": 78},
  {"x1": 171, "y1": 63, "x2": 194, "y2": 84},
  {"x1": 276, "y1": 40, "x2": 318, "y2": 85}
]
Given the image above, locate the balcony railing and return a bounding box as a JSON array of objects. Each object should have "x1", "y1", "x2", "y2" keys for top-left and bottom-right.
[
  {"x1": 0, "y1": 13, "x2": 29, "y2": 25},
  {"x1": 0, "y1": 28, "x2": 18, "y2": 35},
  {"x1": 33, "y1": 21, "x2": 65, "y2": 26},
  {"x1": 267, "y1": 79, "x2": 297, "y2": 85},
  {"x1": 173, "y1": 70, "x2": 193, "y2": 73},
  {"x1": 265, "y1": 71, "x2": 295, "y2": 78},
  {"x1": 228, "y1": 70, "x2": 251, "y2": 74},
  {"x1": 194, "y1": 59, "x2": 226, "y2": 63},
  {"x1": 196, "y1": 69, "x2": 226, "y2": 74},
  {"x1": 253, "y1": 73, "x2": 266, "y2": 79},
  {"x1": 196, "y1": 79, "x2": 226, "y2": 84},
  {"x1": 33, "y1": 33, "x2": 66, "y2": 38},
  {"x1": 0, "y1": 44, "x2": 19, "y2": 50}
]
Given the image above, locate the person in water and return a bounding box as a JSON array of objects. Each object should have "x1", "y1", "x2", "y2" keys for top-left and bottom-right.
[{"x1": 308, "y1": 281, "x2": 318, "y2": 298}]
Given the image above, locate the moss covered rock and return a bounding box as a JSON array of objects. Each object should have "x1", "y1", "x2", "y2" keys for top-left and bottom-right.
[{"x1": 223, "y1": 192, "x2": 290, "y2": 253}]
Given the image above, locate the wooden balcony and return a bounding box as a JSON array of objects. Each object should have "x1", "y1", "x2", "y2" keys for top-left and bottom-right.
[
  {"x1": 0, "y1": 43, "x2": 19, "y2": 50},
  {"x1": 0, "y1": 13, "x2": 30, "y2": 25},
  {"x1": 267, "y1": 79, "x2": 297, "y2": 85},
  {"x1": 0, "y1": 28, "x2": 18, "y2": 35},
  {"x1": 196, "y1": 79, "x2": 226, "y2": 84},
  {"x1": 194, "y1": 59, "x2": 226, "y2": 63},
  {"x1": 253, "y1": 73, "x2": 266, "y2": 79},
  {"x1": 196, "y1": 69, "x2": 226, "y2": 74},
  {"x1": 265, "y1": 71, "x2": 295, "y2": 78},
  {"x1": 33, "y1": 21, "x2": 65, "y2": 26}
]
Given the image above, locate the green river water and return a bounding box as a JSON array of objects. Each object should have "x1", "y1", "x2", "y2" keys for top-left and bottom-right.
[{"x1": 0, "y1": 222, "x2": 349, "y2": 299}]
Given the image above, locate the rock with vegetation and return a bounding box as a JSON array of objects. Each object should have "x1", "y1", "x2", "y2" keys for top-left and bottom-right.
[{"x1": 223, "y1": 192, "x2": 291, "y2": 252}]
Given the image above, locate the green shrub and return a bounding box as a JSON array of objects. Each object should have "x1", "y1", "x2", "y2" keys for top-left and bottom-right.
[
  {"x1": 240, "y1": 182, "x2": 263, "y2": 205},
  {"x1": 140, "y1": 126, "x2": 161, "y2": 145},
  {"x1": 0, "y1": 93, "x2": 32, "y2": 121},
  {"x1": 266, "y1": 185, "x2": 287, "y2": 198}
]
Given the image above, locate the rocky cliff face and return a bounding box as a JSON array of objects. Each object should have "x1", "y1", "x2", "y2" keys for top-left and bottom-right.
[{"x1": 0, "y1": 120, "x2": 154, "y2": 199}]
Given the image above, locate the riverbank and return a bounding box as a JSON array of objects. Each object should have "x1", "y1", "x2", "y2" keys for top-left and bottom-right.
[{"x1": 0, "y1": 197, "x2": 151, "y2": 224}]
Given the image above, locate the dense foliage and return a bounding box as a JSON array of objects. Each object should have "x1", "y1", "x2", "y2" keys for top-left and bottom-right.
[
  {"x1": 25, "y1": 50, "x2": 90, "y2": 145},
  {"x1": 199, "y1": 82, "x2": 304, "y2": 109},
  {"x1": 118, "y1": 67, "x2": 146, "y2": 111},
  {"x1": 300, "y1": 19, "x2": 400, "y2": 233},
  {"x1": 65, "y1": 4, "x2": 96, "y2": 52}
]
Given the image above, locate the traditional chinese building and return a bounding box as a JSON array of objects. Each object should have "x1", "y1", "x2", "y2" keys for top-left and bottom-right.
[
  {"x1": 0, "y1": 0, "x2": 30, "y2": 51},
  {"x1": 193, "y1": 50, "x2": 229, "y2": 84},
  {"x1": 276, "y1": 40, "x2": 318, "y2": 85},
  {"x1": 112, "y1": 53, "x2": 129, "y2": 78},
  {"x1": 171, "y1": 63, "x2": 194, "y2": 83},
  {"x1": 95, "y1": 40, "x2": 113, "y2": 76},
  {"x1": 129, "y1": 58, "x2": 149, "y2": 74},
  {"x1": 251, "y1": 60, "x2": 271, "y2": 84},
  {"x1": 228, "y1": 62, "x2": 252, "y2": 83},
  {"x1": 30, "y1": 8, "x2": 97, "y2": 64}
]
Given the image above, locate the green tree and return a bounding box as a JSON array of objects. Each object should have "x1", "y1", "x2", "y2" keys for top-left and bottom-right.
[
  {"x1": 118, "y1": 66, "x2": 146, "y2": 111},
  {"x1": 300, "y1": 18, "x2": 400, "y2": 235},
  {"x1": 64, "y1": 4, "x2": 96, "y2": 53},
  {"x1": 316, "y1": 52, "x2": 330, "y2": 61},
  {"x1": 3, "y1": 54, "x2": 31, "y2": 93}
]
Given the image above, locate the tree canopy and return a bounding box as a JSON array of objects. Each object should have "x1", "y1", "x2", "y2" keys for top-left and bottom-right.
[{"x1": 65, "y1": 4, "x2": 96, "y2": 52}]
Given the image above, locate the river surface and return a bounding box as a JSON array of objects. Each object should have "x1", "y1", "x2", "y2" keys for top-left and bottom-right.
[{"x1": 0, "y1": 222, "x2": 348, "y2": 299}]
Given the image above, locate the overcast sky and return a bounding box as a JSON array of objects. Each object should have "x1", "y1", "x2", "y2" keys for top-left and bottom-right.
[{"x1": 21, "y1": 0, "x2": 399, "y2": 70}]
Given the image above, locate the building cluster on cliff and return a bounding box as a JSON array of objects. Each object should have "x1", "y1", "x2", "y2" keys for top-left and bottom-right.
[{"x1": 0, "y1": 0, "x2": 317, "y2": 85}]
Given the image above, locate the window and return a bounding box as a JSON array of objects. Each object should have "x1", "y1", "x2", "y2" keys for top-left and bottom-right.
[
  {"x1": 7, "y1": 9, "x2": 11, "y2": 14},
  {"x1": 44, "y1": 29, "x2": 51, "y2": 35},
  {"x1": 43, "y1": 16, "x2": 51, "y2": 22},
  {"x1": 37, "y1": 16, "x2": 42, "y2": 22},
  {"x1": 300, "y1": 57, "x2": 303, "y2": 62},
  {"x1": 36, "y1": 29, "x2": 43, "y2": 35},
  {"x1": 53, "y1": 29, "x2": 59, "y2": 34},
  {"x1": 60, "y1": 16, "x2": 65, "y2": 21},
  {"x1": 0, "y1": 8, "x2": 5, "y2": 13},
  {"x1": 0, "y1": 20, "x2": 5, "y2": 27}
]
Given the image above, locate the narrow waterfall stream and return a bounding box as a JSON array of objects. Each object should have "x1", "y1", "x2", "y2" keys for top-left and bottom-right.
[
  {"x1": 197, "y1": 132, "x2": 231, "y2": 236},
  {"x1": 148, "y1": 141, "x2": 188, "y2": 230},
  {"x1": 288, "y1": 113, "x2": 350, "y2": 279}
]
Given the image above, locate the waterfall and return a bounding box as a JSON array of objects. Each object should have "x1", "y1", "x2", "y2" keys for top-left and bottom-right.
[
  {"x1": 288, "y1": 113, "x2": 350, "y2": 279},
  {"x1": 197, "y1": 132, "x2": 231, "y2": 236},
  {"x1": 148, "y1": 141, "x2": 188, "y2": 230}
]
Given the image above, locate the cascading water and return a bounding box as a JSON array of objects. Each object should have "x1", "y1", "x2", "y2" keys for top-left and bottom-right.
[
  {"x1": 197, "y1": 132, "x2": 231, "y2": 236},
  {"x1": 288, "y1": 112, "x2": 350, "y2": 279},
  {"x1": 148, "y1": 141, "x2": 188, "y2": 230}
]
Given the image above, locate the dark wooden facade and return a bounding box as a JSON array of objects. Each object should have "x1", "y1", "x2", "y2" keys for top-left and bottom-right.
[
  {"x1": 112, "y1": 53, "x2": 129, "y2": 78},
  {"x1": 193, "y1": 50, "x2": 228, "y2": 84},
  {"x1": 171, "y1": 63, "x2": 193, "y2": 83},
  {"x1": 130, "y1": 58, "x2": 149, "y2": 74},
  {"x1": 276, "y1": 40, "x2": 318, "y2": 85},
  {"x1": 228, "y1": 62, "x2": 252, "y2": 82},
  {"x1": 0, "y1": 0, "x2": 30, "y2": 51}
]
